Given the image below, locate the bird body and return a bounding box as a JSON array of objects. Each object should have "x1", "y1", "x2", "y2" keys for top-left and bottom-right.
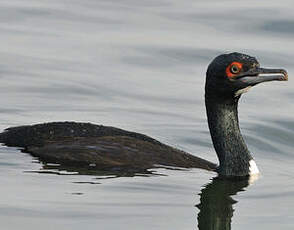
[
  {"x1": 0, "y1": 122, "x2": 216, "y2": 172},
  {"x1": 0, "y1": 52, "x2": 288, "y2": 177}
]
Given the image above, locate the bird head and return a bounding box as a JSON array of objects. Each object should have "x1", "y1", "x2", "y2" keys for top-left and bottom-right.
[{"x1": 205, "y1": 52, "x2": 288, "y2": 99}]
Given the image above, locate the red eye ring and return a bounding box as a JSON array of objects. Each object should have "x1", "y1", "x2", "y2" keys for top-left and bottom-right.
[{"x1": 226, "y1": 62, "x2": 243, "y2": 78}]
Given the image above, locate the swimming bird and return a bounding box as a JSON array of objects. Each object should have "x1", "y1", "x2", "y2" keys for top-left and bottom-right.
[{"x1": 0, "y1": 52, "x2": 288, "y2": 177}]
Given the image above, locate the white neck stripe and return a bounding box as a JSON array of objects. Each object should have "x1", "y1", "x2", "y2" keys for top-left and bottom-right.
[{"x1": 249, "y1": 159, "x2": 259, "y2": 175}]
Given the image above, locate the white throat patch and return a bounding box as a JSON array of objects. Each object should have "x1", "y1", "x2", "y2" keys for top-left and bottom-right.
[
  {"x1": 235, "y1": 86, "x2": 252, "y2": 97},
  {"x1": 249, "y1": 159, "x2": 259, "y2": 175}
]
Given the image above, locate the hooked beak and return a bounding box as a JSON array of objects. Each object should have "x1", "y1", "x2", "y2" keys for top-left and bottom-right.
[{"x1": 236, "y1": 67, "x2": 288, "y2": 86}]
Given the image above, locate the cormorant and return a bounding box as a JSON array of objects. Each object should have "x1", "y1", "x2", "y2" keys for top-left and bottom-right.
[{"x1": 0, "y1": 52, "x2": 288, "y2": 177}]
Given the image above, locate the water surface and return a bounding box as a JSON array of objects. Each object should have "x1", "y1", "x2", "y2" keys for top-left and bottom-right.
[{"x1": 0, "y1": 0, "x2": 294, "y2": 229}]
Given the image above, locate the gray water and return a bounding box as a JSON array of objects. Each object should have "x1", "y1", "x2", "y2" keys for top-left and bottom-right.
[{"x1": 0, "y1": 0, "x2": 294, "y2": 229}]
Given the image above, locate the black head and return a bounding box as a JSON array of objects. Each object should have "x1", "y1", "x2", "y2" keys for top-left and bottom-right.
[{"x1": 205, "y1": 52, "x2": 288, "y2": 99}]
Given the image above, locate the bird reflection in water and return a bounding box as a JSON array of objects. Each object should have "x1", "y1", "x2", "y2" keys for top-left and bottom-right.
[
  {"x1": 29, "y1": 161, "x2": 257, "y2": 229},
  {"x1": 196, "y1": 176, "x2": 258, "y2": 230}
]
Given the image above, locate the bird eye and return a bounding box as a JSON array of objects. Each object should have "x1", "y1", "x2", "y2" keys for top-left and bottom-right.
[
  {"x1": 230, "y1": 65, "x2": 240, "y2": 74},
  {"x1": 226, "y1": 62, "x2": 243, "y2": 78}
]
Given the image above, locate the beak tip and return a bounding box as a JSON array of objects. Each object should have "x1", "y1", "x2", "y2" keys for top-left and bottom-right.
[{"x1": 282, "y1": 69, "x2": 288, "y2": 81}]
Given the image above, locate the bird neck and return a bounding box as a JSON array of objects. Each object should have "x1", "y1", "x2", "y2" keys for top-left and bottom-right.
[{"x1": 205, "y1": 94, "x2": 256, "y2": 177}]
